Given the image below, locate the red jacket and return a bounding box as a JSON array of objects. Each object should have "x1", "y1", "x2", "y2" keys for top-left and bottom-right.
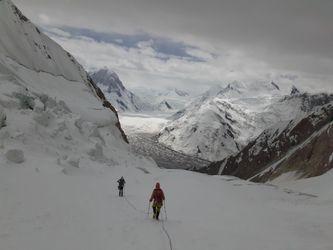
[{"x1": 150, "y1": 183, "x2": 165, "y2": 205}]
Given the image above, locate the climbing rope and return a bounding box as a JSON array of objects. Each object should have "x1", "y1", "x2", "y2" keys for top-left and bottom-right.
[
  {"x1": 161, "y1": 219, "x2": 174, "y2": 250},
  {"x1": 123, "y1": 196, "x2": 174, "y2": 250},
  {"x1": 124, "y1": 196, "x2": 145, "y2": 213}
]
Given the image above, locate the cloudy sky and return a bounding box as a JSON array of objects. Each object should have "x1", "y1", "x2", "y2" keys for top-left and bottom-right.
[{"x1": 15, "y1": 0, "x2": 333, "y2": 93}]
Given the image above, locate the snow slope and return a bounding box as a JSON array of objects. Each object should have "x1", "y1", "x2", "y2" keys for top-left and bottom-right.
[{"x1": 1, "y1": 158, "x2": 333, "y2": 250}]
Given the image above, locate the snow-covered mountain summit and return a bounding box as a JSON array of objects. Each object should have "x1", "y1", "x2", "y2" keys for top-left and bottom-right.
[
  {"x1": 90, "y1": 68, "x2": 125, "y2": 93},
  {"x1": 90, "y1": 68, "x2": 151, "y2": 112}
]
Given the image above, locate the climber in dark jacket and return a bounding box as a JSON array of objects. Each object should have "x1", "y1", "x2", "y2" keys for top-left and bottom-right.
[{"x1": 117, "y1": 177, "x2": 126, "y2": 197}]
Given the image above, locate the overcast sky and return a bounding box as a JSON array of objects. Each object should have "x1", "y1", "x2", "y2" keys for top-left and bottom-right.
[{"x1": 15, "y1": 0, "x2": 333, "y2": 93}]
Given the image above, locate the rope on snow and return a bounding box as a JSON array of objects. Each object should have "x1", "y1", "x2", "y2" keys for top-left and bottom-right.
[{"x1": 123, "y1": 196, "x2": 174, "y2": 250}]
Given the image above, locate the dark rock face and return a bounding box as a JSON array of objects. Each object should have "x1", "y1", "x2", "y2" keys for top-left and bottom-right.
[
  {"x1": 200, "y1": 102, "x2": 333, "y2": 182},
  {"x1": 251, "y1": 122, "x2": 333, "y2": 182},
  {"x1": 12, "y1": 5, "x2": 28, "y2": 22}
]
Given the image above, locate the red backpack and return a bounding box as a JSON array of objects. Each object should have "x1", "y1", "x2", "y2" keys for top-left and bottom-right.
[{"x1": 153, "y1": 188, "x2": 164, "y2": 203}]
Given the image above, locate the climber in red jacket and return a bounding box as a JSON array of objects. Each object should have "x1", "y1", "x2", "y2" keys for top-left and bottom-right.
[{"x1": 149, "y1": 182, "x2": 165, "y2": 220}]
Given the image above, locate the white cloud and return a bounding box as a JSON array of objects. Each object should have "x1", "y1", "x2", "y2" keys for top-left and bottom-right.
[
  {"x1": 47, "y1": 31, "x2": 333, "y2": 94},
  {"x1": 37, "y1": 13, "x2": 51, "y2": 26},
  {"x1": 47, "y1": 27, "x2": 71, "y2": 38}
]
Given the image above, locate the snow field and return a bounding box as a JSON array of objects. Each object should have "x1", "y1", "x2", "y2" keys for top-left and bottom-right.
[{"x1": 1, "y1": 157, "x2": 333, "y2": 250}]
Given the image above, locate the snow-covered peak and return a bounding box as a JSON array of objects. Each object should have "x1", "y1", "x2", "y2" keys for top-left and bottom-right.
[
  {"x1": 90, "y1": 68, "x2": 125, "y2": 93},
  {"x1": 202, "y1": 80, "x2": 282, "y2": 101},
  {"x1": 90, "y1": 68, "x2": 152, "y2": 112}
]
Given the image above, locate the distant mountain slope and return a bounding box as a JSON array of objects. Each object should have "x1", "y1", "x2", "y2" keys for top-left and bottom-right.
[
  {"x1": 201, "y1": 100, "x2": 333, "y2": 182},
  {"x1": 158, "y1": 81, "x2": 332, "y2": 162},
  {"x1": 158, "y1": 81, "x2": 286, "y2": 161},
  {"x1": 90, "y1": 68, "x2": 152, "y2": 112}
]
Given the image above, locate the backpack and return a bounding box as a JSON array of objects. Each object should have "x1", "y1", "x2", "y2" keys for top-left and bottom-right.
[{"x1": 153, "y1": 189, "x2": 164, "y2": 203}]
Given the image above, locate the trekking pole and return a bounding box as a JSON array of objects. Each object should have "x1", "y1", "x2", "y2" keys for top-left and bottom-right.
[{"x1": 163, "y1": 201, "x2": 168, "y2": 221}]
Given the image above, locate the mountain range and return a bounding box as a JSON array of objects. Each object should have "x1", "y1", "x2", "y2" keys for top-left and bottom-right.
[{"x1": 157, "y1": 81, "x2": 333, "y2": 164}]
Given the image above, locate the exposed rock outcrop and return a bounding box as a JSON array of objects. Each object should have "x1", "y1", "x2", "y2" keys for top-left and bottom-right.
[{"x1": 200, "y1": 102, "x2": 333, "y2": 182}]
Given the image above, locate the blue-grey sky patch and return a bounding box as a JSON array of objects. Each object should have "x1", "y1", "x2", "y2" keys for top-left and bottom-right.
[{"x1": 46, "y1": 26, "x2": 206, "y2": 62}]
